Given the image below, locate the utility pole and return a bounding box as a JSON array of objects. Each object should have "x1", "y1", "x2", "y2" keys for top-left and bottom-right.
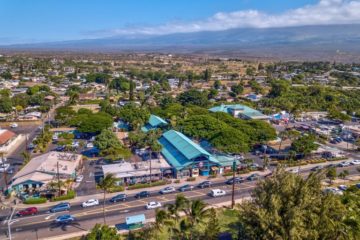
[
  {"x1": 149, "y1": 149, "x2": 152, "y2": 186},
  {"x1": 7, "y1": 204, "x2": 17, "y2": 240},
  {"x1": 57, "y1": 161, "x2": 61, "y2": 197},
  {"x1": 231, "y1": 160, "x2": 236, "y2": 209}
]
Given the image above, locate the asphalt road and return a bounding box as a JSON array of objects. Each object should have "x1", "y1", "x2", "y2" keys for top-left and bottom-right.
[{"x1": 1, "y1": 165, "x2": 359, "y2": 240}]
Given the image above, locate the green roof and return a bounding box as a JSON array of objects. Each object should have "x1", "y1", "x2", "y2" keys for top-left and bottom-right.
[
  {"x1": 209, "y1": 104, "x2": 268, "y2": 119},
  {"x1": 159, "y1": 130, "x2": 214, "y2": 170},
  {"x1": 149, "y1": 115, "x2": 167, "y2": 127}
]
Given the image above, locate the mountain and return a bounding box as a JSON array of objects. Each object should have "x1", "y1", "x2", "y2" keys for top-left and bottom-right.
[{"x1": 2, "y1": 24, "x2": 360, "y2": 61}]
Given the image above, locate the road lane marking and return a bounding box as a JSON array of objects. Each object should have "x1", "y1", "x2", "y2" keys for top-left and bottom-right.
[{"x1": 45, "y1": 214, "x2": 55, "y2": 220}]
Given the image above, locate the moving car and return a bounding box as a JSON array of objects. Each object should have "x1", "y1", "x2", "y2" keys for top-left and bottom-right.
[
  {"x1": 210, "y1": 189, "x2": 226, "y2": 197},
  {"x1": 311, "y1": 166, "x2": 324, "y2": 172},
  {"x1": 50, "y1": 202, "x2": 71, "y2": 213},
  {"x1": 226, "y1": 177, "x2": 244, "y2": 185},
  {"x1": 287, "y1": 168, "x2": 299, "y2": 174},
  {"x1": 350, "y1": 160, "x2": 360, "y2": 165},
  {"x1": 135, "y1": 191, "x2": 150, "y2": 198},
  {"x1": 75, "y1": 175, "x2": 84, "y2": 183},
  {"x1": 82, "y1": 199, "x2": 99, "y2": 208},
  {"x1": 16, "y1": 207, "x2": 38, "y2": 217},
  {"x1": 178, "y1": 184, "x2": 194, "y2": 192},
  {"x1": 146, "y1": 201, "x2": 162, "y2": 210},
  {"x1": 338, "y1": 185, "x2": 348, "y2": 191},
  {"x1": 198, "y1": 181, "x2": 212, "y2": 189},
  {"x1": 247, "y1": 173, "x2": 260, "y2": 181},
  {"x1": 55, "y1": 214, "x2": 75, "y2": 224},
  {"x1": 110, "y1": 194, "x2": 127, "y2": 203},
  {"x1": 10, "y1": 123, "x2": 18, "y2": 128},
  {"x1": 159, "y1": 186, "x2": 176, "y2": 194}
]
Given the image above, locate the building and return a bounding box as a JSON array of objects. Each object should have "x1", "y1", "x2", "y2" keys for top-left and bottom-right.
[
  {"x1": 10, "y1": 151, "x2": 82, "y2": 194},
  {"x1": 102, "y1": 158, "x2": 172, "y2": 185},
  {"x1": 0, "y1": 129, "x2": 17, "y2": 153},
  {"x1": 141, "y1": 114, "x2": 168, "y2": 132},
  {"x1": 209, "y1": 104, "x2": 269, "y2": 120},
  {"x1": 158, "y1": 130, "x2": 239, "y2": 178}
]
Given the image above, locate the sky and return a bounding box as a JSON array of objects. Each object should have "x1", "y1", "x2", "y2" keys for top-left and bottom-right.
[{"x1": 1, "y1": 0, "x2": 360, "y2": 45}]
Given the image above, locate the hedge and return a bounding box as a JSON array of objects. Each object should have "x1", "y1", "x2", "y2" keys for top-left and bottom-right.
[
  {"x1": 186, "y1": 177, "x2": 196, "y2": 182},
  {"x1": 24, "y1": 197, "x2": 47, "y2": 204},
  {"x1": 51, "y1": 190, "x2": 76, "y2": 202},
  {"x1": 109, "y1": 185, "x2": 125, "y2": 193},
  {"x1": 127, "y1": 180, "x2": 167, "y2": 190}
]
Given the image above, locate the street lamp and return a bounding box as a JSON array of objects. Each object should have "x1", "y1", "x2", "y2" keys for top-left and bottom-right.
[{"x1": 231, "y1": 160, "x2": 236, "y2": 209}]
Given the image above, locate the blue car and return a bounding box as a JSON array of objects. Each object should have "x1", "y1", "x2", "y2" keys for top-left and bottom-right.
[
  {"x1": 50, "y1": 202, "x2": 71, "y2": 213},
  {"x1": 55, "y1": 214, "x2": 75, "y2": 223}
]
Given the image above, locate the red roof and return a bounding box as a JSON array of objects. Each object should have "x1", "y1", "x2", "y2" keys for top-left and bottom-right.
[{"x1": 0, "y1": 130, "x2": 16, "y2": 145}]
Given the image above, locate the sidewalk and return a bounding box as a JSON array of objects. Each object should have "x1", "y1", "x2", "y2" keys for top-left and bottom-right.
[{"x1": 8, "y1": 170, "x2": 270, "y2": 210}]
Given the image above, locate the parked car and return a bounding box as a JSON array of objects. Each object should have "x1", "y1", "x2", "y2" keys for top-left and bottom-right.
[
  {"x1": 55, "y1": 145, "x2": 65, "y2": 151},
  {"x1": 350, "y1": 160, "x2": 360, "y2": 165},
  {"x1": 356, "y1": 183, "x2": 360, "y2": 189},
  {"x1": 81, "y1": 199, "x2": 99, "y2": 208},
  {"x1": 86, "y1": 142, "x2": 94, "y2": 148},
  {"x1": 178, "y1": 184, "x2": 194, "y2": 192},
  {"x1": 338, "y1": 161, "x2": 351, "y2": 167},
  {"x1": 16, "y1": 207, "x2": 38, "y2": 217},
  {"x1": 210, "y1": 189, "x2": 226, "y2": 197},
  {"x1": 146, "y1": 201, "x2": 162, "y2": 210},
  {"x1": 159, "y1": 186, "x2": 176, "y2": 194},
  {"x1": 110, "y1": 194, "x2": 127, "y2": 203},
  {"x1": 55, "y1": 214, "x2": 75, "y2": 224},
  {"x1": 323, "y1": 187, "x2": 343, "y2": 195},
  {"x1": 10, "y1": 123, "x2": 18, "y2": 128},
  {"x1": 75, "y1": 175, "x2": 84, "y2": 183},
  {"x1": 50, "y1": 202, "x2": 71, "y2": 213},
  {"x1": 247, "y1": 173, "x2": 260, "y2": 181},
  {"x1": 0, "y1": 164, "x2": 10, "y2": 173},
  {"x1": 338, "y1": 185, "x2": 348, "y2": 191},
  {"x1": 135, "y1": 191, "x2": 150, "y2": 198},
  {"x1": 226, "y1": 177, "x2": 244, "y2": 185},
  {"x1": 198, "y1": 181, "x2": 212, "y2": 189},
  {"x1": 27, "y1": 143, "x2": 36, "y2": 150}
]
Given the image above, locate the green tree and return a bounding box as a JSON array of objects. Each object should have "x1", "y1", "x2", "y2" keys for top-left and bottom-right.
[
  {"x1": 76, "y1": 113, "x2": 113, "y2": 133},
  {"x1": 338, "y1": 170, "x2": 349, "y2": 180},
  {"x1": 94, "y1": 129, "x2": 131, "y2": 160},
  {"x1": 326, "y1": 167, "x2": 337, "y2": 184},
  {"x1": 237, "y1": 169, "x2": 351, "y2": 239},
  {"x1": 230, "y1": 84, "x2": 244, "y2": 96},
  {"x1": 98, "y1": 173, "x2": 117, "y2": 224},
  {"x1": 21, "y1": 151, "x2": 31, "y2": 165},
  {"x1": 203, "y1": 208, "x2": 220, "y2": 240},
  {"x1": 84, "y1": 224, "x2": 121, "y2": 240},
  {"x1": 203, "y1": 68, "x2": 212, "y2": 82},
  {"x1": 0, "y1": 97, "x2": 13, "y2": 113},
  {"x1": 177, "y1": 89, "x2": 209, "y2": 107},
  {"x1": 291, "y1": 134, "x2": 319, "y2": 157}
]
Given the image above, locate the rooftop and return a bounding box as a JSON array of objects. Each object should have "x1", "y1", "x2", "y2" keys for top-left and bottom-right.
[
  {"x1": 209, "y1": 104, "x2": 268, "y2": 119},
  {"x1": 0, "y1": 129, "x2": 16, "y2": 145}
]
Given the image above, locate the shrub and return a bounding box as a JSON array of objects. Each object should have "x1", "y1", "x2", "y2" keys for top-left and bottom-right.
[
  {"x1": 51, "y1": 190, "x2": 76, "y2": 202},
  {"x1": 174, "y1": 179, "x2": 181, "y2": 184},
  {"x1": 127, "y1": 180, "x2": 167, "y2": 190},
  {"x1": 222, "y1": 172, "x2": 234, "y2": 177},
  {"x1": 24, "y1": 197, "x2": 47, "y2": 204},
  {"x1": 108, "y1": 185, "x2": 125, "y2": 193},
  {"x1": 186, "y1": 177, "x2": 196, "y2": 182}
]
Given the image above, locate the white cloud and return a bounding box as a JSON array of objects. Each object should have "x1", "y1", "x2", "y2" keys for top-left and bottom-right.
[{"x1": 92, "y1": 0, "x2": 360, "y2": 37}]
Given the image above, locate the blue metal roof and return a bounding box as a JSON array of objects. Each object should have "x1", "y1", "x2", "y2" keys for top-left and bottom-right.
[
  {"x1": 209, "y1": 104, "x2": 268, "y2": 119},
  {"x1": 148, "y1": 115, "x2": 167, "y2": 127},
  {"x1": 126, "y1": 214, "x2": 145, "y2": 225},
  {"x1": 159, "y1": 130, "x2": 219, "y2": 170}
]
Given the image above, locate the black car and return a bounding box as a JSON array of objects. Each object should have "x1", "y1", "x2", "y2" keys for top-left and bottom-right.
[
  {"x1": 135, "y1": 191, "x2": 150, "y2": 198},
  {"x1": 178, "y1": 184, "x2": 194, "y2": 192},
  {"x1": 311, "y1": 166, "x2": 324, "y2": 171},
  {"x1": 247, "y1": 174, "x2": 260, "y2": 181},
  {"x1": 110, "y1": 194, "x2": 127, "y2": 203},
  {"x1": 226, "y1": 177, "x2": 244, "y2": 185},
  {"x1": 198, "y1": 181, "x2": 212, "y2": 189}
]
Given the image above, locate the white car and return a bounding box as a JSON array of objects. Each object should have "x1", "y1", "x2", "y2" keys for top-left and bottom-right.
[
  {"x1": 350, "y1": 160, "x2": 360, "y2": 165},
  {"x1": 159, "y1": 186, "x2": 176, "y2": 194},
  {"x1": 146, "y1": 201, "x2": 162, "y2": 210},
  {"x1": 72, "y1": 141, "x2": 79, "y2": 148},
  {"x1": 75, "y1": 175, "x2": 84, "y2": 183},
  {"x1": 10, "y1": 123, "x2": 18, "y2": 128},
  {"x1": 287, "y1": 168, "x2": 299, "y2": 174},
  {"x1": 338, "y1": 161, "x2": 351, "y2": 167},
  {"x1": 52, "y1": 135, "x2": 58, "y2": 141},
  {"x1": 324, "y1": 187, "x2": 343, "y2": 196},
  {"x1": 82, "y1": 199, "x2": 99, "y2": 208},
  {"x1": 86, "y1": 142, "x2": 94, "y2": 148},
  {"x1": 0, "y1": 164, "x2": 10, "y2": 173},
  {"x1": 210, "y1": 189, "x2": 226, "y2": 197}
]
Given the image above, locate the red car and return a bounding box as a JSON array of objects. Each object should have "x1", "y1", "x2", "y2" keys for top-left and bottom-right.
[{"x1": 16, "y1": 207, "x2": 38, "y2": 217}]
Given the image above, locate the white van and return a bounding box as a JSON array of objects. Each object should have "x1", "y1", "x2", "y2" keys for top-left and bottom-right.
[{"x1": 210, "y1": 189, "x2": 226, "y2": 197}]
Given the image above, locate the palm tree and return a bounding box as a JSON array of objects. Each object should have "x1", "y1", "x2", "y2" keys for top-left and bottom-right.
[
  {"x1": 21, "y1": 151, "x2": 31, "y2": 165},
  {"x1": 182, "y1": 199, "x2": 211, "y2": 238},
  {"x1": 98, "y1": 173, "x2": 117, "y2": 224}
]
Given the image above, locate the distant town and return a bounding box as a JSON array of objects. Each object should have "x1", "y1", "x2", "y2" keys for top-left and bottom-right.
[{"x1": 0, "y1": 52, "x2": 359, "y2": 240}]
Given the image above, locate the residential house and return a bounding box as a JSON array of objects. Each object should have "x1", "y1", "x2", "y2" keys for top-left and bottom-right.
[{"x1": 209, "y1": 104, "x2": 269, "y2": 120}]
